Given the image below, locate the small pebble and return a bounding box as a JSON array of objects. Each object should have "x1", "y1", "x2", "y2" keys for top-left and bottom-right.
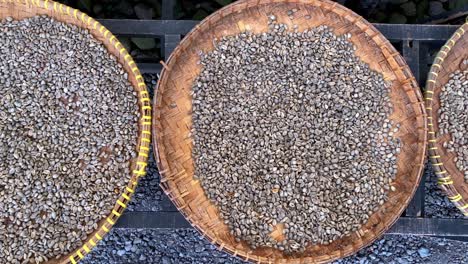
[{"x1": 417, "y1": 247, "x2": 430, "y2": 258}]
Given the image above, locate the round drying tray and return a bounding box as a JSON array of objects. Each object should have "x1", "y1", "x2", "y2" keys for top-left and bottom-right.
[
  {"x1": 153, "y1": 0, "x2": 426, "y2": 263},
  {"x1": 425, "y1": 20, "x2": 468, "y2": 217},
  {"x1": 0, "y1": 0, "x2": 151, "y2": 263}
]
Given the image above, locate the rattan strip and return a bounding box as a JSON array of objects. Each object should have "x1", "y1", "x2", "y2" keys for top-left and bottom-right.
[
  {"x1": 425, "y1": 19, "x2": 468, "y2": 216},
  {"x1": 0, "y1": 0, "x2": 151, "y2": 263}
]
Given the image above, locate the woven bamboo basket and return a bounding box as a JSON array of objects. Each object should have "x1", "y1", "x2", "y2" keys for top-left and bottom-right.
[
  {"x1": 425, "y1": 19, "x2": 468, "y2": 217},
  {"x1": 0, "y1": 1, "x2": 151, "y2": 263},
  {"x1": 153, "y1": 0, "x2": 426, "y2": 263}
]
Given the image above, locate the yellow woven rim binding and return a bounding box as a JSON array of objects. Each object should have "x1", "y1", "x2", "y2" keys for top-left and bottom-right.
[
  {"x1": 425, "y1": 19, "x2": 468, "y2": 217},
  {"x1": 1, "y1": 0, "x2": 152, "y2": 263}
]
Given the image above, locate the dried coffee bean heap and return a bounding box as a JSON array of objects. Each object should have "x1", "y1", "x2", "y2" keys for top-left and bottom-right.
[
  {"x1": 0, "y1": 16, "x2": 138, "y2": 263},
  {"x1": 439, "y1": 70, "x2": 468, "y2": 182},
  {"x1": 192, "y1": 17, "x2": 400, "y2": 253}
]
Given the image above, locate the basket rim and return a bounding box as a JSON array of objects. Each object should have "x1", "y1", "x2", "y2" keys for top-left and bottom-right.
[
  {"x1": 425, "y1": 20, "x2": 468, "y2": 217},
  {"x1": 153, "y1": 0, "x2": 426, "y2": 263},
  {"x1": 0, "y1": 1, "x2": 151, "y2": 263}
]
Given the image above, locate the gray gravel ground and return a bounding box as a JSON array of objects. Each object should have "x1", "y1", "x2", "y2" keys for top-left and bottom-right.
[
  {"x1": 80, "y1": 74, "x2": 468, "y2": 263},
  {"x1": 126, "y1": 74, "x2": 165, "y2": 212},
  {"x1": 126, "y1": 147, "x2": 164, "y2": 212},
  {"x1": 81, "y1": 230, "x2": 468, "y2": 264},
  {"x1": 335, "y1": 235, "x2": 468, "y2": 264},
  {"x1": 81, "y1": 229, "x2": 246, "y2": 264},
  {"x1": 423, "y1": 162, "x2": 463, "y2": 218}
]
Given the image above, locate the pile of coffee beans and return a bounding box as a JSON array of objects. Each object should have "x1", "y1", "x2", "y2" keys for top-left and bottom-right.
[
  {"x1": 439, "y1": 69, "x2": 468, "y2": 182},
  {"x1": 192, "y1": 16, "x2": 400, "y2": 253},
  {"x1": 0, "y1": 16, "x2": 139, "y2": 263}
]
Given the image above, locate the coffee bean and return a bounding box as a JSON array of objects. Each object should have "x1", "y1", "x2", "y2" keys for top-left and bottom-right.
[
  {"x1": 191, "y1": 16, "x2": 399, "y2": 253},
  {"x1": 0, "y1": 16, "x2": 139, "y2": 262},
  {"x1": 438, "y1": 70, "x2": 468, "y2": 182}
]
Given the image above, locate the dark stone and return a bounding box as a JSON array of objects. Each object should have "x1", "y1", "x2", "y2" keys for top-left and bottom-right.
[
  {"x1": 77, "y1": 0, "x2": 92, "y2": 12},
  {"x1": 161, "y1": 256, "x2": 171, "y2": 264},
  {"x1": 388, "y1": 13, "x2": 408, "y2": 23},
  {"x1": 215, "y1": 0, "x2": 233, "y2": 6},
  {"x1": 374, "y1": 11, "x2": 388, "y2": 22},
  {"x1": 429, "y1": 1, "x2": 445, "y2": 16},
  {"x1": 131, "y1": 38, "x2": 156, "y2": 50},
  {"x1": 390, "y1": 0, "x2": 409, "y2": 4},
  {"x1": 418, "y1": 247, "x2": 431, "y2": 258},
  {"x1": 400, "y1": 1, "x2": 417, "y2": 16},
  {"x1": 93, "y1": 4, "x2": 103, "y2": 15},
  {"x1": 115, "y1": 0, "x2": 134, "y2": 17},
  {"x1": 134, "y1": 3, "x2": 154, "y2": 20},
  {"x1": 118, "y1": 37, "x2": 132, "y2": 52},
  {"x1": 193, "y1": 9, "x2": 209, "y2": 20},
  {"x1": 417, "y1": 0, "x2": 429, "y2": 18}
]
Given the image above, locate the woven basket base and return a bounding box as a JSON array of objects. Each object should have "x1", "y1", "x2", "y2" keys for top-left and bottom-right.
[
  {"x1": 0, "y1": 1, "x2": 151, "y2": 263},
  {"x1": 426, "y1": 21, "x2": 468, "y2": 216},
  {"x1": 154, "y1": 0, "x2": 426, "y2": 263}
]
